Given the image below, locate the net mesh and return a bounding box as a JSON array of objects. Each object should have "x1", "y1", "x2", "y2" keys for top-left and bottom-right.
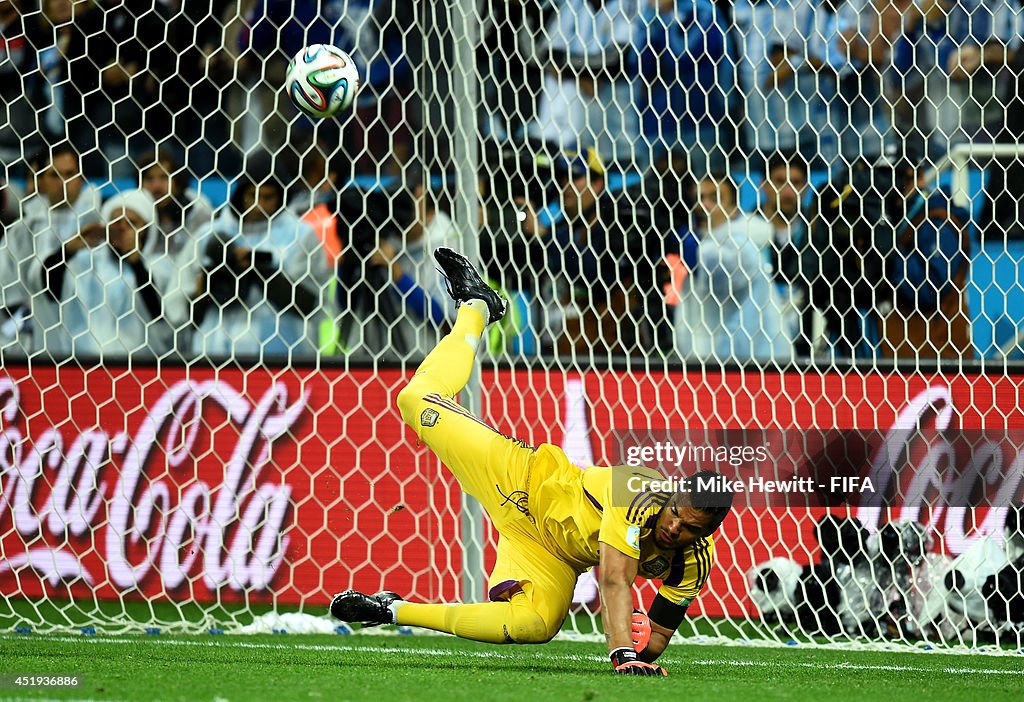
[{"x1": 0, "y1": 0, "x2": 1023, "y2": 652}]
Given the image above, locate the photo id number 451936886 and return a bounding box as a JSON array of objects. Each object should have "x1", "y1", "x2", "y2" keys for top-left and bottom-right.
[{"x1": 0, "y1": 674, "x2": 84, "y2": 688}]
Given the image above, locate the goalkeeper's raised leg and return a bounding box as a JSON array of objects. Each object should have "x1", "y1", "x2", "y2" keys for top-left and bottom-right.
[{"x1": 332, "y1": 247, "x2": 576, "y2": 645}]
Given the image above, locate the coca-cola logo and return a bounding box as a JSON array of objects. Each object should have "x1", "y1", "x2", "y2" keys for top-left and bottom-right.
[
  {"x1": 0, "y1": 376, "x2": 308, "y2": 593},
  {"x1": 858, "y1": 385, "x2": 1022, "y2": 553}
]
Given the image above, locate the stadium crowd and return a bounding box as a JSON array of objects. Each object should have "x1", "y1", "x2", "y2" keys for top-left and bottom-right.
[{"x1": 0, "y1": 0, "x2": 1021, "y2": 363}]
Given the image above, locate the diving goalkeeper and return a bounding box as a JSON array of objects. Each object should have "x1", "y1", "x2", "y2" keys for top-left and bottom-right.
[{"x1": 331, "y1": 248, "x2": 734, "y2": 676}]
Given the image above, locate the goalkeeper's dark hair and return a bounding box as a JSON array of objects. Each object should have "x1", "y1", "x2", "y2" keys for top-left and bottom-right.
[{"x1": 678, "y1": 470, "x2": 734, "y2": 533}]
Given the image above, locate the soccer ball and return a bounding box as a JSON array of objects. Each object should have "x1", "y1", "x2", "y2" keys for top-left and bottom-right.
[{"x1": 286, "y1": 44, "x2": 360, "y2": 119}]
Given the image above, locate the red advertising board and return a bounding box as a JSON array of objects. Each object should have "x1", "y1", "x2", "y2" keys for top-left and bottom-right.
[{"x1": 1, "y1": 365, "x2": 1022, "y2": 618}]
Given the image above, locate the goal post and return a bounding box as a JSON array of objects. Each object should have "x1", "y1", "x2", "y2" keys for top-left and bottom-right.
[
  {"x1": 941, "y1": 142, "x2": 1024, "y2": 210},
  {"x1": 448, "y1": 0, "x2": 487, "y2": 605}
]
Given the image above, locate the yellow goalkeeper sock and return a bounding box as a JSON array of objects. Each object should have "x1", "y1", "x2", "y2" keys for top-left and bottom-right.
[
  {"x1": 393, "y1": 593, "x2": 549, "y2": 644},
  {"x1": 408, "y1": 302, "x2": 487, "y2": 399},
  {"x1": 454, "y1": 300, "x2": 488, "y2": 346}
]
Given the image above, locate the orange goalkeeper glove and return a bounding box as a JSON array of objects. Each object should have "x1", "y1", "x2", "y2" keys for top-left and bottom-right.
[
  {"x1": 631, "y1": 609, "x2": 652, "y2": 652},
  {"x1": 610, "y1": 647, "x2": 668, "y2": 676}
]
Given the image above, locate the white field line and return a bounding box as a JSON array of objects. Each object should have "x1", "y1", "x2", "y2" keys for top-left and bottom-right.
[
  {"x1": 1, "y1": 635, "x2": 1022, "y2": 676},
  {"x1": 686, "y1": 658, "x2": 1024, "y2": 675}
]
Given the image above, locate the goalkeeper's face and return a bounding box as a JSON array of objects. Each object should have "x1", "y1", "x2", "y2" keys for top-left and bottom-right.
[{"x1": 653, "y1": 498, "x2": 714, "y2": 550}]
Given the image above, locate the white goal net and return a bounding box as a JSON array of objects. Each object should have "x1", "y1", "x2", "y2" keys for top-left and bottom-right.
[{"x1": 1, "y1": 0, "x2": 1023, "y2": 652}]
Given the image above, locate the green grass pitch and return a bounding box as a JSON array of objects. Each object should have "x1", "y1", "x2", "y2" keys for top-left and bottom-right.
[{"x1": 1, "y1": 632, "x2": 1022, "y2": 702}]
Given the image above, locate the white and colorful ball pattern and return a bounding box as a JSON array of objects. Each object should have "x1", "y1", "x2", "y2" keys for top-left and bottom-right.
[{"x1": 286, "y1": 44, "x2": 360, "y2": 119}]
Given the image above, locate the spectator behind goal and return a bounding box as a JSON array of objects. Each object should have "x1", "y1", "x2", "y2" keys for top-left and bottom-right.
[
  {"x1": 1, "y1": 142, "x2": 100, "y2": 354},
  {"x1": 533, "y1": 146, "x2": 667, "y2": 357},
  {"x1": 189, "y1": 165, "x2": 332, "y2": 362},
  {"x1": 35, "y1": 189, "x2": 187, "y2": 359},
  {"x1": 139, "y1": 150, "x2": 215, "y2": 265},
  {"x1": 336, "y1": 173, "x2": 459, "y2": 362},
  {"x1": 801, "y1": 146, "x2": 971, "y2": 360},
  {"x1": 637, "y1": 0, "x2": 734, "y2": 177},
  {"x1": 673, "y1": 173, "x2": 791, "y2": 363},
  {"x1": 531, "y1": 0, "x2": 645, "y2": 170}
]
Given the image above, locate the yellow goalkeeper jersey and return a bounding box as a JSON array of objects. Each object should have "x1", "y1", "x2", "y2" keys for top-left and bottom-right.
[{"x1": 526, "y1": 444, "x2": 716, "y2": 607}]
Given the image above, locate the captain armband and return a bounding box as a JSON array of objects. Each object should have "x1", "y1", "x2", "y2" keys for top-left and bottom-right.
[{"x1": 648, "y1": 593, "x2": 689, "y2": 631}]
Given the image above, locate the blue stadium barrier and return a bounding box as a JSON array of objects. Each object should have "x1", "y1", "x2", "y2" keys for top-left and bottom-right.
[
  {"x1": 969, "y1": 240, "x2": 1024, "y2": 359},
  {"x1": 933, "y1": 168, "x2": 1008, "y2": 360}
]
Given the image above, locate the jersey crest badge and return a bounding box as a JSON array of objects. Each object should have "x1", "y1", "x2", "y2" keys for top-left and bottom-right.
[{"x1": 641, "y1": 555, "x2": 670, "y2": 577}]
